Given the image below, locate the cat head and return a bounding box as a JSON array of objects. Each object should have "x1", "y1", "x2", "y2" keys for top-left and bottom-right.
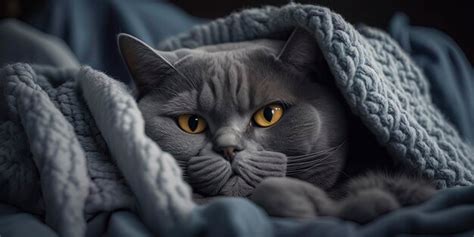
[{"x1": 118, "y1": 29, "x2": 348, "y2": 197}]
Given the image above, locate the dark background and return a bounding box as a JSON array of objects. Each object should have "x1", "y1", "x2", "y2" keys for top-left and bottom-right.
[
  {"x1": 1, "y1": 0, "x2": 473, "y2": 64},
  {"x1": 170, "y1": 0, "x2": 474, "y2": 64}
]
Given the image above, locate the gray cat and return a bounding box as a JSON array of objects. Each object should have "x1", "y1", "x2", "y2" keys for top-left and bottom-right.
[{"x1": 118, "y1": 29, "x2": 436, "y2": 223}]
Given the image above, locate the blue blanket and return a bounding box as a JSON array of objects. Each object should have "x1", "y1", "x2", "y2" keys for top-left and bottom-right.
[
  {"x1": 0, "y1": 1, "x2": 473, "y2": 237},
  {"x1": 24, "y1": 0, "x2": 203, "y2": 81},
  {"x1": 1, "y1": 186, "x2": 473, "y2": 237},
  {"x1": 190, "y1": 186, "x2": 474, "y2": 237},
  {"x1": 389, "y1": 14, "x2": 474, "y2": 146}
]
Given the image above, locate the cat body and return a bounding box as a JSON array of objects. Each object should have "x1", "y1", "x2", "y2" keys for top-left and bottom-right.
[{"x1": 118, "y1": 29, "x2": 435, "y2": 223}]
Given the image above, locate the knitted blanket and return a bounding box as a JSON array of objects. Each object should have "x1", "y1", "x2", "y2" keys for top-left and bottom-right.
[
  {"x1": 0, "y1": 64, "x2": 195, "y2": 237},
  {"x1": 0, "y1": 3, "x2": 473, "y2": 237}
]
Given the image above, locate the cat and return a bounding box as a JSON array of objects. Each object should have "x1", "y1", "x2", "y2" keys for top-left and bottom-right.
[{"x1": 118, "y1": 28, "x2": 436, "y2": 224}]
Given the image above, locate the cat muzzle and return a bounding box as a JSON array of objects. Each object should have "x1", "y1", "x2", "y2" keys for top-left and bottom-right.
[{"x1": 187, "y1": 149, "x2": 287, "y2": 197}]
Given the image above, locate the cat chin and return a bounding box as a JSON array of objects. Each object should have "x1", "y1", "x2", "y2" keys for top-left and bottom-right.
[
  {"x1": 187, "y1": 155, "x2": 232, "y2": 196},
  {"x1": 186, "y1": 149, "x2": 287, "y2": 197}
]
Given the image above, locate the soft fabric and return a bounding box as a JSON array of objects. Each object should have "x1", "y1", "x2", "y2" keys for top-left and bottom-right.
[
  {"x1": 0, "y1": 64, "x2": 194, "y2": 237},
  {"x1": 0, "y1": 204, "x2": 58, "y2": 237},
  {"x1": 0, "y1": 203, "x2": 153, "y2": 237},
  {"x1": 2, "y1": 187, "x2": 474, "y2": 237},
  {"x1": 389, "y1": 13, "x2": 474, "y2": 146},
  {"x1": 0, "y1": 19, "x2": 79, "y2": 68},
  {"x1": 1, "y1": 3, "x2": 473, "y2": 237},
  {"x1": 25, "y1": 0, "x2": 204, "y2": 81},
  {"x1": 191, "y1": 186, "x2": 474, "y2": 237}
]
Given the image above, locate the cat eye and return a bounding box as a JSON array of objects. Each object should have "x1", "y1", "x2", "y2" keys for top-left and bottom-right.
[
  {"x1": 253, "y1": 103, "x2": 284, "y2": 127},
  {"x1": 177, "y1": 114, "x2": 207, "y2": 134}
]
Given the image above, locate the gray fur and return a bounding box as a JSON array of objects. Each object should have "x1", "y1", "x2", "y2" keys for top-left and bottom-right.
[
  {"x1": 251, "y1": 171, "x2": 436, "y2": 224},
  {"x1": 119, "y1": 30, "x2": 348, "y2": 197},
  {"x1": 119, "y1": 29, "x2": 436, "y2": 222}
]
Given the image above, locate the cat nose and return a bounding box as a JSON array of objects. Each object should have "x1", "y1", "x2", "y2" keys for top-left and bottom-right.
[
  {"x1": 218, "y1": 146, "x2": 241, "y2": 160},
  {"x1": 213, "y1": 126, "x2": 243, "y2": 160}
]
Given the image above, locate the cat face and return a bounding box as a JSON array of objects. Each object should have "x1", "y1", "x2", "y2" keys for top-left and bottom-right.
[{"x1": 118, "y1": 29, "x2": 348, "y2": 197}]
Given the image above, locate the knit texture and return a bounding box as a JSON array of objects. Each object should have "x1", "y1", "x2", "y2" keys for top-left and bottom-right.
[
  {"x1": 0, "y1": 3, "x2": 473, "y2": 237},
  {"x1": 158, "y1": 3, "x2": 474, "y2": 188},
  {"x1": 0, "y1": 64, "x2": 195, "y2": 237}
]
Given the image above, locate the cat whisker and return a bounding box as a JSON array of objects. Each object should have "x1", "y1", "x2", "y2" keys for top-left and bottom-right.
[
  {"x1": 287, "y1": 164, "x2": 328, "y2": 173},
  {"x1": 287, "y1": 152, "x2": 336, "y2": 169},
  {"x1": 287, "y1": 156, "x2": 341, "y2": 174},
  {"x1": 287, "y1": 142, "x2": 345, "y2": 161},
  {"x1": 287, "y1": 150, "x2": 331, "y2": 159},
  {"x1": 290, "y1": 157, "x2": 339, "y2": 169},
  {"x1": 287, "y1": 155, "x2": 334, "y2": 169},
  {"x1": 286, "y1": 161, "x2": 340, "y2": 175}
]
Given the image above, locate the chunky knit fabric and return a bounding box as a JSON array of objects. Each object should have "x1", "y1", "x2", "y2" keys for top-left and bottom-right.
[
  {"x1": 0, "y1": 3, "x2": 473, "y2": 237},
  {"x1": 0, "y1": 64, "x2": 195, "y2": 237}
]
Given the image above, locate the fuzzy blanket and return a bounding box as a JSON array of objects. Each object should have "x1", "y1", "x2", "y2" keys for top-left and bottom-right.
[
  {"x1": 0, "y1": 64, "x2": 195, "y2": 237},
  {"x1": 1, "y1": 3, "x2": 473, "y2": 237}
]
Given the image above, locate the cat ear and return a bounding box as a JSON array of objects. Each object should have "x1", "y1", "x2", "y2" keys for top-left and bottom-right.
[
  {"x1": 277, "y1": 28, "x2": 327, "y2": 73},
  {"x1": 118, "y1": 33, "x2": 179, "y2": 95}
]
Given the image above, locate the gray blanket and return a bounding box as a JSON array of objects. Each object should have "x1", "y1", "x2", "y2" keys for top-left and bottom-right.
[
  {"x1": 0, "y1": 64, "x2": 194, "y2": 237},
  {"x1": 0, "y1": 3, "x2": 473, "y2": 237}
]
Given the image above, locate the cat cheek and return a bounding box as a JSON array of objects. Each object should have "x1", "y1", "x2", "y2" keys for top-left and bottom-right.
[
  {"x1": 144, "y1": 117, "x2": 207, "y2": 159},
  {"x1": 258, "y1": 110, "x2": 320, "y2": 155}
]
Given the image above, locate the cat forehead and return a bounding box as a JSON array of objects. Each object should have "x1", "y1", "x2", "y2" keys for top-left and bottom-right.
[
  {"x1": 180, "y1": 61, "x2": 294, "y2": 110},
  {"x1": 148, "y1": 39, "x2": 302, "y2": 116},
  {"x1": 172, "y1": 39, "x2": 289, "y2": 77},
  {"x1": 166, "y1": 39, "x2": 286, "y2": 65},
  {"x1": 156, "y1": 47, "x2": 297, "y2": 115}
]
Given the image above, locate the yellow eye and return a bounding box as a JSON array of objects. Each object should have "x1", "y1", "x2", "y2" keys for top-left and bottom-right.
[
  {"x1": 253, "y1": 104, "x2": 284, "y2": 127},
  {"x1": 177, "y1": 114, "x2": 207, "y2": 134}
]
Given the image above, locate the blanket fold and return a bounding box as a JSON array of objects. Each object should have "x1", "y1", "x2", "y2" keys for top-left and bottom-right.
[
  {"x1": 0, "y1": 64, "x2": 195, "y2": 237},
  {"x1": 0, "y1": 3, "x2": 473, "y2": 237}
]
